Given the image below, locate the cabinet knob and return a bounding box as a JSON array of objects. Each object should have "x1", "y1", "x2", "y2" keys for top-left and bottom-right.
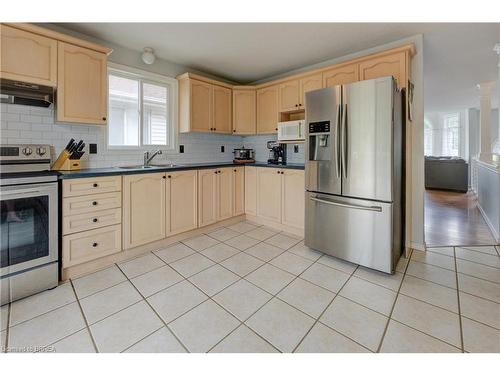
[
  {"x1": 92, "y1": 242, "x2": 98, "y2": 247},
  {"x1": 168, "y1": 175, "x2": 171, "y2": 178},
  {"x1": 162, "y1": 175, "x2": 166, "y2": 179},
  {"x1": 299, "y1": 103, "x2": 302, "y2": 107},
  {"x1": 233, "y1": 130, "x2": 236, "y2": 133},
  {"x1": 92, "y1": 218, "x2": 98, "y2": 223},
  {"x1": 93, "y1": 183, "x2": 98, "y2": 188},
  {"x1": 92, "y1": 201, "x2": 98, "y2": 206},
  {"x1": 102, "y1": 117, "x2": 107, "y2": 121},
  {"x1": 275, "y1": 128, "x2": 278, "y2": 131},
  {"x1": 295, "y1": 104, "x2": 298, "y2": 107}
]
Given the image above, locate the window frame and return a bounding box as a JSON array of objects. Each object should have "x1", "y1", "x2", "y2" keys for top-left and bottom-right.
[{"x1": 106, "y1": 62, "x2": 178, "y2": 152}]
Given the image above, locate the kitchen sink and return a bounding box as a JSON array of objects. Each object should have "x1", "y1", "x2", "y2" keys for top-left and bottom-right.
[{"x1": 117, "y1": 163, "x2": 179, "y2": 169}]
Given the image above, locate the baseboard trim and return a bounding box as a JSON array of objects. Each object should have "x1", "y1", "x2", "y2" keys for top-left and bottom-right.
[
  {"x1": 477, "y1": 204, "x2": 500, "y2": 244},
  {"x1": 410, "y1": 241, "x2": 426, "y2": 251},
  {"x1": 61, "y1": 215, "x2": 246, "y2": 281}
]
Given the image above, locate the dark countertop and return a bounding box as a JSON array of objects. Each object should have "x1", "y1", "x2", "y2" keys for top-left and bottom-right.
[{"x1": 58, "y1": 161, "x2": 304, "y2": 179}]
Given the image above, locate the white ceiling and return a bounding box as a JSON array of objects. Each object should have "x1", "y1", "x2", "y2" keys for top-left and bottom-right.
[{"x1": 60, "y1": 23, "x2": 500, "y2": 112}]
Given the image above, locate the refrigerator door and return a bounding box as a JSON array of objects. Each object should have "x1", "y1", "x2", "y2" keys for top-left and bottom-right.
[
  {"x1": 305, "y1": 191, "x2": 394, "y2": 274},
  {"x1": 341, "y1": 77, "x2": 395, "y2": 202},
  {"x1": 305, "y1": 87, "x2": 341, "y2": 196}
]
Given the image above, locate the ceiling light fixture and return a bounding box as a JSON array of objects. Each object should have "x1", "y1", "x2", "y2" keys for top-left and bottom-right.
[{"x1": 141, "y1": 47, "x2": 156, "y2": 65}]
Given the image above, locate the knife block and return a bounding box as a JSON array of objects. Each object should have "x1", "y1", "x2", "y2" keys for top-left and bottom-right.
[{"x1": 60, "y1": 158, "x2": 81, "y2": 171}]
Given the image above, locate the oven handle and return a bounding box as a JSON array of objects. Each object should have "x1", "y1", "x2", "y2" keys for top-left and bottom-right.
[
  {"x1": 310, "y1": 196, "x2": 382, "y2": 212},
  {"x1": 0, "y1": 184, "x2": 56, "y2": 199}
]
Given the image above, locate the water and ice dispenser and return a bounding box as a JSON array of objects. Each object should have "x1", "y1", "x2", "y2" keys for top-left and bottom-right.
[{"x1": 308, "y1": 121, "x2": 332, "y2": 161}]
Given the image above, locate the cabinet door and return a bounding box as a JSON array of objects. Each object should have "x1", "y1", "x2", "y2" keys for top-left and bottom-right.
[
  {"x1": 281, "y1": 169, "x2": 305, "y2": 229},
  {"x1": 190, "y1": 79, "x2": 213, "y2": 132},
  {"x1": 232, "y1": 89, "x2": 256, "y2": 135},
  {"x1": 323, "y1": 63, "x2": 359, "y2": 88},
  {"x1": 166, "y1": 170, "x2": 198, "y2": 236},
  {"x1": 0, "y1": 25, "x2": 57, "y2": 86},
  {"x1": 299, "y1": 73, "x2": 323, "y2": 109},
  {"x1": 256, "y1": 85, "x2": 279, "y2": 134},
  {"x1": 213, "y1": 85, "x2": 232, "y2": 134},
  {"x1": 245, "y1": 166, "x2": 257, "y2": 216},
  {"x1": 279, "y1": 79, "x2": 300, "y2": 112},
  {"x1": 256, "y1": 167, "x2": 282, "y2": 223},
  {"x1": 198, "y1": 169, "x2": 218, "y2": 227},
  {"x1": 123, "y1": 173, "x2": 166, "y2": 249},
  {"x1": 233, "y1": 167, "x2": 245, "y2": 216},
  {"x1": 359, "y1": 52, "x2": 406, "y2": 88},
  {"x1": 57, "y1": 42, "x2": 107, "y2": 124},
  {"x1": 218, "y1": 168, "x2": 234, "y2": 220}
]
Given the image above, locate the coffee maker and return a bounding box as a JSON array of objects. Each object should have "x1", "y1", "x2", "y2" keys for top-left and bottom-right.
[{"x1": 267, "y1": 141, "x2": 287, "y2": 165}]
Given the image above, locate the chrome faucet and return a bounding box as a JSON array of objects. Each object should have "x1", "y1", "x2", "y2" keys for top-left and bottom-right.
[{"x1": 144, "y1": 149, "x2": 162, "y2": 166}]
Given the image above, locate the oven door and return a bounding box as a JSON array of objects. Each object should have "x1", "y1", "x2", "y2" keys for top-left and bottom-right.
[{"x1": 0, "y1": 182, "x2": 58, "y2": 276}]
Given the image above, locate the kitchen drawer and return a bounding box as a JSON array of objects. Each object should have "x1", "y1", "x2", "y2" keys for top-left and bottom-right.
[
  {"x1": 63, "y1": 191, "x2": 122, "y2": 216},
  {"x1": 62, "y1": 176, "x2": 122, "y2": 197},
  {"x1": 63, "y1": 224, "x2": 122, "y2": 268},
  {"x1": 63, "y1": 208, "x2": 121, "y2": 235}
]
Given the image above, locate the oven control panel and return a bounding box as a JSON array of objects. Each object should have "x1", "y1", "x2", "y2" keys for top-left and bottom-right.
[{"x1": 0, "y1": 144, "x2": 51, "y2": 160}]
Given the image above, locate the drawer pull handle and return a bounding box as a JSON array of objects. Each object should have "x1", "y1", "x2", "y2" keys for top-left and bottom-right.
[
  {"x1": 92, "y1": 242, "x2": 98, "y2": 247},
  {"x1": 93, "y1": 183, "x2": 98, "y2": 188},
  {"x1": 92, "y1": 218, "x2": 98, "y2": 223},
  {"x1": 92, "y1": 201, "x2": 98, "y2": 206}
]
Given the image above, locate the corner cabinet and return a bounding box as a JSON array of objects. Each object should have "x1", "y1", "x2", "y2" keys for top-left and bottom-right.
[
  {"x1": 256, "y1": 167, "x2": 283, "y2": 223},
  {"x1": 232, "y1": 88, "x2": 256, "y2": 135},
  {"x1": 244, "y1": 166, "x2": 257, "y2": 216},
  {"x1": 57, "y1": 42, "x2": 108, "y2": 124},
  {"x1": 178, "y1": 74, "x2": 232, "y2": 134},
  {"x1": 233, "y1": 167, "x2": 245, "y2": 216},
  {"x1": 0, "y1": 24, "x2": 57, "y2": 86},
  {"x1": 256, "y1": 85, "x2": 279, "y2": 134},
  {"x1": 123, "y1": 173, "x2": 166, "y2": 249}
]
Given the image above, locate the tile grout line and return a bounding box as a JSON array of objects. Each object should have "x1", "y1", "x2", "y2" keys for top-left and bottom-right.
[
  {"x1": 69, "y1": 279, "x2": 99, "y2": 353},
  {"x1": 453, "y1": 246, "x2": 465, "y2": 353},
  {"x1": 114, "y1": 265, "x2": 190, "y2": 353},
  {"x1": 376, "y1": 253, "x2": 411, "y2": 353}
]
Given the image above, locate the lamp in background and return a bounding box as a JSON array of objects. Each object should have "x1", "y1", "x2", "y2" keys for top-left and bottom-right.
[{"x1": 141, "y1": 47, "x2": 156, "y2": 65}]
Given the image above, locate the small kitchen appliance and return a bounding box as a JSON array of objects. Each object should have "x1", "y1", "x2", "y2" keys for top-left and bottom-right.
[
  {"x1": 233, "y1": 147, "x2": 255, "y2": 163},
  {"x1": 267, "y1": 141, "x2": 287, "y2": 165},
  {"x1": 0, "y1": 144, "x2": 59, "y2": 305},
  {"x1": 277, "y1": 120, "x2": 305, "y2": 142},
  {"x1": 52, "y1": 138, "x2": 86, "y2": 171}
]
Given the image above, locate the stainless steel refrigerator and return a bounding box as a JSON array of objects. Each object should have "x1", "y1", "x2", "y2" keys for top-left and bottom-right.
[{"x1": 304, "y1": 76, "x2": 403, "y2": 274}]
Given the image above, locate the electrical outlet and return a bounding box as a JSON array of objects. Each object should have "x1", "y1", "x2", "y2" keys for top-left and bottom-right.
[
  {"x1": 294, "y1": 145, "x2": 299, "y2": 153},
  {"x1": 179, "y1": 145, "x2": 184, "y2": 153},
  {"x1": 89, "y1": 143, "x2": 97, "y2": 154},
  {"x1": 221, "y1": 145, "x2": 225, "y2": 153}
]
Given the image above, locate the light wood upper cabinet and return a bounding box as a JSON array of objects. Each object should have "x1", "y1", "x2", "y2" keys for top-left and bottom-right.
[
  {"x1": 281, "y1": 169, "x2": 305, "y2": 229},
  {"x1": 299, "y1": 74, "x2": 323, "y2": 108},
  {"x1": 213, "y1": 85, "x2": 232, "y2": 134},
  {"x1": 190, "y1": 79, "x2": 213, "y2": 132},
  {"x1": 122, "y1": 173, "x2": 166, "y2": 249},
  {"x1": 233, "y1": 167, "x2": 245, "y2": 216},
  {"x1": 244, "y1": 166, "x2": 257, "y2": 216},
  {"x1": 166, "y1": 170, "x2": 198, "y2": 236},
  {"x1": 57, "y1": 42, "x2": 107, "y2": 125},
  {"x1": 323, "y1": 63, "x2": 359, "y2": 88},
  {"x1": 0, "y1": 25, "x2": 57, "y2": 86},
  {"x1": 359, "y1": 52, "x2": 406, "y2": 88},
  {"x1": 218, "y1": 168, "x2": 233, "y2": 220},
  {"x1": 256, "y1": 167, "x2": 282, "y2": 223},
  {"x1": 198, "y1": 169, "x2": 218, "y2": 227},
  {"x1": 232, "y1": 89, "x2": 256, "y2": 135},
  {"x1": 279, "y1": 79, "x2": 300, "y2": 112},
  {"x1": 256, "y1": 85, "x2": 279, "y2": 134}
]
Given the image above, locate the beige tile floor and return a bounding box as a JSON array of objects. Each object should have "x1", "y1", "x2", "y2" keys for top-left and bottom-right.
[{"x1": 1, "y1": 221, "x2": 499, "y2": 353}]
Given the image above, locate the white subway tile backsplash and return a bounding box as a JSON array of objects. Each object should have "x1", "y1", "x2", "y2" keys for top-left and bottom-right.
[{"x1": 0, "y1": 104, "x2": 305, "y2": 168}]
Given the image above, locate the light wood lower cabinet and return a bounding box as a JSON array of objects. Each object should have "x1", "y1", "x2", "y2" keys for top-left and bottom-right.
[
  {"x1": 256, "y1": 168, "x2": 283, "y2": 223},
  {"x1": 198, "y1": 169, "x2": 219, "y2": 227},
  {"x1": 244, "y1": 166, "x2": 257, "y2": 215},
  {"x1": 166, "y1": 170, "x2": 198, "y2": 236},
  {"x1": 255, "y1": 167, "x2": 305, "y2": 229},
  {"x1": 123, "y1": 173, "x2": 166, "y2": 249},
  {"x1": 218, "y1": 168, "x2": 234, "y2": 220},
  {"x1": 233, "y1": 167, "x2": 245, "y2": 216}
]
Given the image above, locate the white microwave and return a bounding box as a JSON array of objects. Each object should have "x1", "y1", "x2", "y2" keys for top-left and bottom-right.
[{"x1": 277, "y1": 120, "x2": 305, "y2": 142}]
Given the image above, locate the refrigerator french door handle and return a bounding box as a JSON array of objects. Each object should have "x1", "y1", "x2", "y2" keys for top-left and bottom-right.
[
  {"x1": 341, "y1": 103, "x2": 348, "y2": 178},
  {"x1": 335, "y1": 104, "x2": 341, "y2": 178},
  {"x1": 309, "y1": 196, "x2": 382, "y2": 212}
]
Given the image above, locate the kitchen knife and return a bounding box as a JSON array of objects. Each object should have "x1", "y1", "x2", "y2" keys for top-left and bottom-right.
[
  {"x1": 64, "y1": 138, "x2": 75, "y2": 151},
  {"x1": 53, "y1": 138, "x2": 76, "y2": 170}
]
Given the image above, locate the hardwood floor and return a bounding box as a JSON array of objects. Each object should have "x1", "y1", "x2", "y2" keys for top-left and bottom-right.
[{"x1": 425, "y1": 189, "x2": 497, "y2": 247}]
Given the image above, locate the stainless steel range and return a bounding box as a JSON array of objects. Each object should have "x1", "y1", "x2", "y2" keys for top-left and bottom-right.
[{"x1": 0, "y1": 144, "x2": 58, "y2": 305}]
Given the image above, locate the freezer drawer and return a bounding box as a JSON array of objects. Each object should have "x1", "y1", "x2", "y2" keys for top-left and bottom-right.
[{"x1": 305, "y1": 192, "x2": 398, "y2": 274}]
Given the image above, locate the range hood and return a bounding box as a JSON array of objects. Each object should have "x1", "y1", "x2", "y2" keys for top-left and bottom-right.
[{"x1": 0, "y1": 79, "x2": 54, "y2": 107}]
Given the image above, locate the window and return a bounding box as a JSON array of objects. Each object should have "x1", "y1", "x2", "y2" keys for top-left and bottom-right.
[
  {"x1": 442, "y1": 113, "x2": 460, "y2": 157},
  {"x1": 424, "y1": 120, "x2": 433, "y2": 156},
  {"x1": 107, "y1": 64, "x2": 177, "y2": 149}
]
